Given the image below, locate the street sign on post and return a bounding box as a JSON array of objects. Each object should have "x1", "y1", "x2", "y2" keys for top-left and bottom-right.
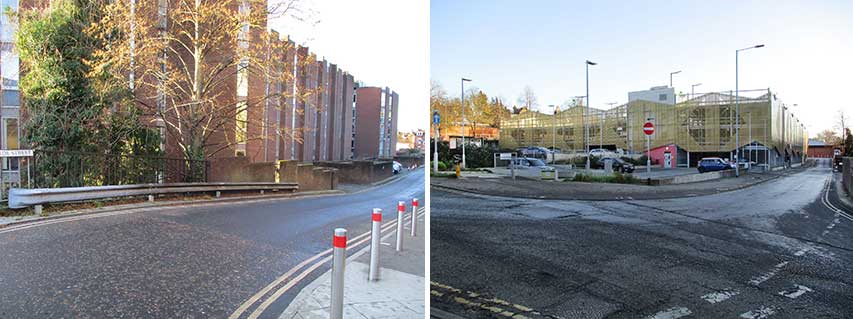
[
  {"x1": 644, "y1": 121, "x2": 654, "y2": 177},
  {"x1": 499, "y1": 153, "x2": 511, "y2": 160},
  {"x1": 433, "y1": 111, "x2": 440, "y2": 173},
  {"x1": 643, "y1": 122, "x2": 655, "y2": 136}
]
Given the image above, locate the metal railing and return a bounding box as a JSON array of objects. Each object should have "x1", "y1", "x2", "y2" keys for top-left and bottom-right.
[
  {"x1": 8, "y1": 182, "x2": 299, "y2": 209},
  {"x1": 30, "y1": 150, "x2": 210, "y2": 188}
]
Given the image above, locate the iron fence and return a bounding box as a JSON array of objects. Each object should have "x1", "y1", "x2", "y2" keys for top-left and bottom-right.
[{"x1": 29, "y1": 151, "x2": 209, "y2": 188}]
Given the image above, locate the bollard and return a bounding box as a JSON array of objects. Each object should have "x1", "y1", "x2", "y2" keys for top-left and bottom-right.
[
  {"x1": 148, "y1": 195, "x2": 154, "y2": 202},
  {"x1": 260, "y1": 190, "x2": 264, "y2": 195},
  {"x1": 330, "y1": 228, "x2": 347, "y2": 319},
  {"x1": 215, "y1": 191, "x2": 221, "y2": 198},
  {"x1": 369, "y1": 208, "x2": 382, "y2": 281},
  {"x1": 410, "y1": 198, "x2": 419, "y2": 236},
  {"x1": 396, "y1": 201, "x2": 405, "y2": 251},
  {"x1": 34, "y1": 204, "x2": 43, "y2": 215}
]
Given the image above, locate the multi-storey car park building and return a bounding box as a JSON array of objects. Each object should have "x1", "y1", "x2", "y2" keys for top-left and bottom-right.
[
  {"x1": 500, "y1": 88, "x2": 807, "y2": 168},
  {"x1": 0, "y1": 0, "x2": 398, "y2": 185}
]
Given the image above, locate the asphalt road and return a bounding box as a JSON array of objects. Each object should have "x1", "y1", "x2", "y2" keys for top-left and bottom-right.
[
  {"x1": 0, "y1": 169, "x2": 424, "y2": 318},
  {"x1": 431, "y1": 159, "x2": 853, "y2": 318}
]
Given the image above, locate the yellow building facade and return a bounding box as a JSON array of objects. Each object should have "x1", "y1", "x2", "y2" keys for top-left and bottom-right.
[{"x1": 500, "y1": 89, "x2": 807, "y2": 167}]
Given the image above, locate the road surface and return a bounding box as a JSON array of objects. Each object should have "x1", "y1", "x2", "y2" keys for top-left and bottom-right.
[
  {"x1": 431, "y1": 159, "x2": 852, "y2": 318},
  {"x1": 0, "y1": 169, "x2": 424, "y2": 318}
]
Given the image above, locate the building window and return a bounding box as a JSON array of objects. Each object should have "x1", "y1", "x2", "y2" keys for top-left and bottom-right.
[
  {"x1": 2, "y1": 90, "x2": 18, "y2": 106},
  {"x1": 236, "y1": 100, "x2": 248, "y2": 144},
  {"x1": 659, "y1": 94, "x2": 667, "y2": 101},
  {"x1": 1, "y1": 50, "x2": 19, "y2": 90},
  {"x1": 3, "y1": 117, "x2": 18, "y2": 170},
  {"x1": 0, "y1": 0, "x2": 17, "y2": 43}
]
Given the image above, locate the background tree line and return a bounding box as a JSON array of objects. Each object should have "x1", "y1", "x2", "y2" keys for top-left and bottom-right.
[{"x1": 430, "y1": 80, "x2": 511, "y2": 138}]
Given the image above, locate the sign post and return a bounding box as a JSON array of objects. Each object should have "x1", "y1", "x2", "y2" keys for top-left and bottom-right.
[
  {"x1": 433, "y1": 111, "x2": 440, "y2": 173},
  {"x1": 643, "y1": 122, "x2": 655, "y2": 176},
  {"x1": 0, "y1": 149, "x2": 34, "y2": 201}
]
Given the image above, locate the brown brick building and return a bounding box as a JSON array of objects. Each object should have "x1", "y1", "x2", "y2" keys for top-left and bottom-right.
[
  {"x1": 0, "y1": 0, "x2": 392, "y2": 186},
  {"x1": 353, "y1": 87, "x2": 399, "y2": 159}
]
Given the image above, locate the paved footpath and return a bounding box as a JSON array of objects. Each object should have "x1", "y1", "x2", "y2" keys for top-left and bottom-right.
[{"x1": 279, "y1": 208, "x2": 425, "y2": 318}]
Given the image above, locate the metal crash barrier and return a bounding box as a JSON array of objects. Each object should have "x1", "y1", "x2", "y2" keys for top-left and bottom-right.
[{"x1": 8, "y1": 182, "x2": 299, "y2": 209}]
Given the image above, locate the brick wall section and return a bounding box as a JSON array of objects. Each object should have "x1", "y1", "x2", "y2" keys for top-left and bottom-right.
[
  {"x1": 314, "y1": 161, "x2": 393, "y2": 184},
  {"x1": 208, "y1": 157, "x2": 276, "y2": 182},
  {"x1": 354, "y1": 87, "x2": 381, "y2": 159},
  {"x1": 393, "y1": 154, "x2": 424, "y2": 168},
  {"x1": 279, "y1": 162, "x2": 338, "y2": 191},
  {"x1": 844, "y1": 157, "x2": 852, "y2": 200},
  {"x1": 341, "y1": 74, "x2": 355, "y2": 160}
]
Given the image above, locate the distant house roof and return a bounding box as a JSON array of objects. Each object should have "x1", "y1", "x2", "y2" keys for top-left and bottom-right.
[{"x1": 808, "y1": 139, "x2": 827, "y2": 147}]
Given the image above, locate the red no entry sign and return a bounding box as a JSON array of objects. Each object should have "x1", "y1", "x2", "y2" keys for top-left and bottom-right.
[{"x1": 643, "y1": 122, "x2": 655, "y2": 135}]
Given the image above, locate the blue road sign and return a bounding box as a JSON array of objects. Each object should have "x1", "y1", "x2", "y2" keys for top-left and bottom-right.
[{"x1": 433, "y1": 111, "x2": 440, "y2": 124}]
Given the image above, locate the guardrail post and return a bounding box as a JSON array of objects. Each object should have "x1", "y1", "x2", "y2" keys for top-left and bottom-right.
[
  {"x1": 260, "y1": 190, "x2": 264, "y2": 195},
  {"x1": 34, "y1": 204, "x2": 42, "y2": 215},
  {"x1": 331, "y1": 228, "x2": 347, "y2": 319},
  {"x1": 215, "y1": 191, "x2": 221, "y2": 198},
  {"x1": 369, "y1": 208, "x2": 382, "y2": 281},
  {"x1": 410, "y1": 198, "x2": 419, "y2": 237},
  {"x1": 148, "y1": 195, "x2": 154, "y2": 202},
  {"x1": 396, "y1": 201, "x2": 404, "y2": 251}
]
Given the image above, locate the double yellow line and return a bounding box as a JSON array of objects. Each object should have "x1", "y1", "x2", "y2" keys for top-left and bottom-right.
[
  {"x1": 821, "y1": 178, "x2": 852, "y2": 222},
  {"x1": 230, "y1": 207, "x2": 426, "y2": 319}
]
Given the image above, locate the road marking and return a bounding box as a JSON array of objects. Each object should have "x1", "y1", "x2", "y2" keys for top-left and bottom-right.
[
  {"x1": 228, "y1": 208, "x2": 425, "y2": 319},
  {"x1": 778, "y1": 285, "x2": 812, "y2": 299},
  {"x1": 647, "y1": 306, "x2": 691, "y2": 319},
  {"x1": 430, "y1": 281, "x2": 550, "y2": 319},
  {"x1": 701, "y1": 289, "x2": 739, "y2": 304},
  {"x1": 820, "y1": 178, "x2": 853, "y2": 222},
  {"x1": 749, "y1": 261, "x2": 789, "y2": 286},
  {"x1": 237, "y1": 209, "x2": 425, "y2": 319},
  {"x1": 739, "y1": 306, "x2": 775, "y2": 319},
  {"x1": 793, "y1": 248, "x2": 809, "y2": 256}
]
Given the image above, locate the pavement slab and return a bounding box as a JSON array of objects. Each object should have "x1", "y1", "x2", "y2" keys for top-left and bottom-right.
[{"x1": 279, "y1": 210, "x2": 425, "y2": 319}]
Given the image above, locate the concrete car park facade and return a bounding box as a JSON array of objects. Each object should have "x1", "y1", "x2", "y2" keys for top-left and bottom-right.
[{"x1": 500, "y1": 88, "x2": 807, "y2": 168}]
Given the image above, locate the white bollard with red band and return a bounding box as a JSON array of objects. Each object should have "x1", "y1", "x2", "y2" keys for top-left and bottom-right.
[
  {"x1": 330, "y1": 228, "x2": 347, "y2": 319},
  {"x1": 369, "y1": 208, "x2": 382, "y2": 281},
  {"x1": 396, "y1": 201, "x2": 405, "y2": 251},
  {"x1": 410, "y1": 198, "x2": 419, "y2": 237}
]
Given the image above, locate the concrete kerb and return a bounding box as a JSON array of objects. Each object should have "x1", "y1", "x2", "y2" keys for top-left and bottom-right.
[{"x1": 0, "y1": 189, "x2": 344, "y2": 230}]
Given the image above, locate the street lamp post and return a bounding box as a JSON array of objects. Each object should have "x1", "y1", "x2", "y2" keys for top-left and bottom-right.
[
  {"x1": 461, "y1": 77, "x2": 471, "y2": 169},
  {"x1": 670, "y1": 70, "x2": 681, "y2": 88},
  {"x1": 691, "y1": 83, "x2": 702, "y2": 100},
  {"x1": 735, "y1": 44, "x2": 764, "y2": 177},
  {"x1": 585, "y1": 60, "x2": 596, "y2": 170}
]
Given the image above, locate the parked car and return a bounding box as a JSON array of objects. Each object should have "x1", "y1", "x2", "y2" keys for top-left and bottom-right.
[
  {"x1": 392, "y1": 161, "x2": 402, "y2": 174},
  {"x1": 593, "y1": 157, "x2": 635, "y2": 173},
  {"x1": 509, "y1": 157, "x2": 554, "y2": 171},
  {"x1": 588, "y1": 148, "x2": 611, "y2": 157},
  {"x1": 697, "y1": 157, "x2": 734, "y2": 173},
  {"x1": 517, "y1": 146, "x2": 552, "y2": 159}
]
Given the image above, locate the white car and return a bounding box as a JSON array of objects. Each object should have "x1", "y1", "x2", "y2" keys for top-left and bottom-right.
[{"x1": 589, "y1": 149, "x2": 611, "y2": 157}]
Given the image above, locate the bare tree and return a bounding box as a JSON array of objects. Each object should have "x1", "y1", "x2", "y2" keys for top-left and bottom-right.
[
  {"x1": 518, "y1": 85, "x2": 538, "y2": 112},
  {"x1": 838, "y1": 109, "x2": 849, "y2": 143},
  {"x1": 88, "y1": 0, "x2": 319, "y2": 161}
]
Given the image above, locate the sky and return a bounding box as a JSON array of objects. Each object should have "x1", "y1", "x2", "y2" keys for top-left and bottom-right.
[
  {"x1": 268, "y1": 0, "x2": 429, "y2": 132},
  {"x1": 431, "y1": 0, "x2": 853, "y2": 137}
]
